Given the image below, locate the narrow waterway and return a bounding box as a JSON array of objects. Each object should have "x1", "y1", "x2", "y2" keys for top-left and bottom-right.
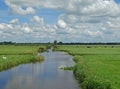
[{"x1": 0, "y1": 51, "x2": 80, "y2": 89}]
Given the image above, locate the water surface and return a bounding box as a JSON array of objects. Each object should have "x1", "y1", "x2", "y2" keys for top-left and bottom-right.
[{"x1": 0, "y1": 51, "x2": 80, "y2": 89}]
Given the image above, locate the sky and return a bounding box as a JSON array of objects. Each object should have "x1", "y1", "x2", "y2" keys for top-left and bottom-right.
[{"x1": 0, "y1": 0, "x2": 120, "y2": 43}]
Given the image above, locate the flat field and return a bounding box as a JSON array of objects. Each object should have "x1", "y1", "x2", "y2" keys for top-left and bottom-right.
[
  {"x1": 0, "y1": 45, "x2": 45, "y2": 71},
  {"x1": 56, "y1": 45, "x2": 120, "y2": 89}
]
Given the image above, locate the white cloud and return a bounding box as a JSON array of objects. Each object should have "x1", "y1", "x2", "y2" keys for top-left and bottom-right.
[
  {"x1": 31, "y1": 16, "x2": 44, "y2": 25},
  {"x1": 57, "y1": 19, "x2": 67, "y2": 29},
  {"x1": 0, "y1": 24, "x2": 5, "y2": 29},
  {"x1": 2, "y1": 0, "x2": 120, "y2": 42},
  {"x1": 84, "y1": 30, "x2": 103, "y2": 37},
  {"x1": 24, "y1": 27, "x2": 31, "y2": 33},
  {"x1": 5, "y1": 0, "x2": 35, "y2": 15},
  {"x1": 5, "y1": 0, "x2": 120, "y2": 16},
  {"x1": 0, "y1": 23, "x2": 13, "y2": 30},
  {"x1": 0, "y1": 17, "x2": 58, "y2": 42},
  {"x1": 64, "y1": 0, "x2": 120, "y2": 16},
  {"x1": 5, "y1": 0, "x2": 64, "y2": 9},
  {"x1": 9, "y1": 19, "x2": 19, "y2": 24}
]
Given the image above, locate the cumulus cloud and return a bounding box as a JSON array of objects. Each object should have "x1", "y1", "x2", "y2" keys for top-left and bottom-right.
[
  {"x1": 57, "y1": 19, "x2": 67, "y2": 29},
  {"x1": 5, "y1": 0, "x2": 36, "y2": 15},
  {"x1": 0, "y1": 23, "x2": 13, "y2": 30},
  {"x1": 0, "y1": 17, "x2": 57, "y2": 42},
  {"x1": 9, "y1": 19, "x2": 19, "y2": 24},
  {"x1": 1, "y1": 0, "x2": 120, "y2": 42},
  {"x1": 31, "y1": 16, "x2": 44, "y2": 25},
  {"x1": 5, "y1": 0, "x2": 120, "y2": 16},
  {"x1": 5, "y1": 0, "x2": 64, "y2": 10}
]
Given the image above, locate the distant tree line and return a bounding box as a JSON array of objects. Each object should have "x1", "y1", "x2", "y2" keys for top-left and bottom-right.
[
  {"x1": 0, "y1": 41, "x2": 46, "y2": 46},
  {"x1": 0, "y1": 41, "x2": 15, "y2": 45},
  {"x1": 0, "y1": 41, "x2": 120, "y2": 45},
  {"x1": 57, "y1": 42, "x2": 120, "y2": 45}
]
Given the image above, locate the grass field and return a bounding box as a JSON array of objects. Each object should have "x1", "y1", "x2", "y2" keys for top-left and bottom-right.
[
  {"x1": 0, "y1": 45, "x2": 45, "y2": 71},
  {"x1": 56, "y1": 45, "x2": 120, "y2": 89}
]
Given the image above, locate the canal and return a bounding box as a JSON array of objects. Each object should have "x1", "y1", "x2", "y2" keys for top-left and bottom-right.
[{"x1": 0, "y1": 51, "x2": 80, "y2": 89}]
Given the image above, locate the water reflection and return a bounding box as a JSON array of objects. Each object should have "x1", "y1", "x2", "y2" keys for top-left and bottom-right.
[{"x1": 0, "y1": 51, "x2": 79, "y2": 89}]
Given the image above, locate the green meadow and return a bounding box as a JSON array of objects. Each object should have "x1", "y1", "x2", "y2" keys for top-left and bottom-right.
[
  {"x1": 56, "y1": 45, "x2": 120, "y2": 89},
  {"x1": 0, "y1": 45, "x2": 45, "y2": 71}
]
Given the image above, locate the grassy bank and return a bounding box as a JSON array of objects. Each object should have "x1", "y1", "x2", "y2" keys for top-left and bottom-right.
[
  {"x1": 55, "y1": 45, "x2": 120, "y2": 89},
  {"x1": 0, "y1": 45, "x2": 45, "y2": 71}
]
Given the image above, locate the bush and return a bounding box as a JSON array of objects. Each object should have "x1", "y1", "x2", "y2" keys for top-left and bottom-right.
[
  {"x1": 81, "y1": 76, "x2": 112, "y2": 89},
  {"x1": 34, "y1": 55, "x2": 44, "y2": 62},
  {"x1": 38, "y1": 47, "x2": 45, "y2": 52},
  {"x1": 74, "y1": 63, "x2": 86, "y2": 83}
]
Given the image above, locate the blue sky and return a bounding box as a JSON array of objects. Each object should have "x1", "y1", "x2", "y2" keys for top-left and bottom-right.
[
  {"x1": 0, "y1": 9, "x2": 61, "y2": 24},
  {"x1": 0, "y1": 0, "x2": 120, "y2": 43},
  {"x1": 0, "y1": 0, "x2": 120, "y2": 24},
  {"x1": 115, "y1": 0, "x2": 120, "y2": 3},
  {"x1": 0, "y1": 0, "x2": 8, "y2": 10},
  {"x1": 0, "y1": 0, "x2": 62, "y2": 24},
  {"x1": 0, "y1": 0, "x2": 119, "y2": 23}
]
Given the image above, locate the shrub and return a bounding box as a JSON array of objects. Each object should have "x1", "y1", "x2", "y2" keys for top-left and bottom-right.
[
  {"x1": 81, "y1": 76, "x2": 112, "y2": 89},
  {"x1": 74, "y1": 63, "x2": 86, "y2": 83}
]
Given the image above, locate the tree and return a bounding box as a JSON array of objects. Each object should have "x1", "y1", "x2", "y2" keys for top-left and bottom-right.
[
  {"x1": 53, "y1": 40, "x2": 58, "y2": 49},
  {"x1": 53, "y1": 40, "x2": 57, "y2": 45}
]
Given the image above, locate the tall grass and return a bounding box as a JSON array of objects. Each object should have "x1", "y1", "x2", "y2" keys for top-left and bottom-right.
[{"x1": 56, "y1": 45, "x2": 120, "y2": 89}]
